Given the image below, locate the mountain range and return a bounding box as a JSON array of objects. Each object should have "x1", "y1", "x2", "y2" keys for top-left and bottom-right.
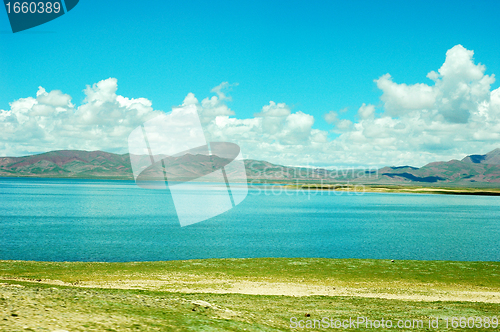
[{"x1": 1, "y1": 148, "x2": 500, "y2": 187}]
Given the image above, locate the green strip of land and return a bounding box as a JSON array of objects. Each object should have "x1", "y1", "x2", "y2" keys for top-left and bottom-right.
[
  {"x1": 1, "y1": 258, "x2": 499, "y2": 331},
  {"x1": 286, "y1": 184, "x2": 500, "y2": 196}
]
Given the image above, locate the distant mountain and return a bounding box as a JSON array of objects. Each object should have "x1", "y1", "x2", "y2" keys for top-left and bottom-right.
[
  {"x1": 1, "y1": 148, "x2": 499, "y2": 187},
  {"x1": 0, "y1": 150, "x2": 350, "y2": 182},
  {"x1": 376, "y1": 148, "x2": 500, "y2": 186},
  {"x1": 461, "y1": 148, "x2": 500, "y2": 165},
  {"x1": 0, "y1": 150, "x2": 132, "y2": 179}
]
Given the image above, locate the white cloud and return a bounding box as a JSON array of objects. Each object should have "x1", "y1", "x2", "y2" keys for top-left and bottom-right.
[
  {"x1": 357, "y1": 103, "x2": 376, "y2": 119},
  {"x1": 199, "y1": 98, "x2": 325, "y2": 163},
  {"x1": 376, "y1": 74, "x2": 437, "y2": 115},
  {"x1": 316, "y1": 45, "x2": 500, "y2": 166},
  {"x1": 36, "y1": 87, "x2": 73, "y2": 108},
  {"x1": 376, "y1": 44, "x2": 495, "y2": 124},
  {"x1": 2, "y1": 45, "x2": 500, "y2": 168},
  {"x1": 324, "y1": 111, "x2": 338, "y2": 124},
  {"x1": 0, "y1": 77, "x2": 329, "y2": 166},
  {"x1": 323, "y1": 110, "x2": 353, "y2": 133},
  {"x1": 253, "y1": 101, "x2": 291, "y2": 136},
  {"x1": 0, "y1": 78, "x2": 161, "y2": 156},
  {"x1": 182, "y1": 83, "x2": 235, "y2": 125},
  {"x1": 255, "y1": 101, "x2": 291, "y2": 117},
  {"x1": 336, "y1": 119, "x2": 353, "y2": 132},
  {"x1": 279, "y1": 111, "x2": 315, "y2": 145},
  {"x1": 490, "y1": 88, "x2": 500, "y2": 117}
]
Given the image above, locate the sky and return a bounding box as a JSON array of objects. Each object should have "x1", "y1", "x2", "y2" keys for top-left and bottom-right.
[{"x1": 1, "y1": 0, "x2": 500, "y2": 167}]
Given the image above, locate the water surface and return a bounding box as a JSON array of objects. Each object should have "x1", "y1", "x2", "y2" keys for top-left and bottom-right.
[{"x1": 1, "y1": 178, "x2": 499, "y2": 262}]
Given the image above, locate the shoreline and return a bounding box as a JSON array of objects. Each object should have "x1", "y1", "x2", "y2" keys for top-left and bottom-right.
[
  {"x1": 3, "y1": 176, "x2": 500, "y2": 196},
  {"x1": 284, "y1": 183, "x2": 500, "y2": 196}
]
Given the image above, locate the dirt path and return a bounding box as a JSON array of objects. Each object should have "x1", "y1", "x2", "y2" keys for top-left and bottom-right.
[{"x1": 3, "y1": 278, "x2": 499, "y2": 304}]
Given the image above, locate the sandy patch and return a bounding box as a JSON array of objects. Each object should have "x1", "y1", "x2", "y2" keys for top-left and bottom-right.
[{"x1": 2, "y1": 277, "x2": 499, "y2": 303}]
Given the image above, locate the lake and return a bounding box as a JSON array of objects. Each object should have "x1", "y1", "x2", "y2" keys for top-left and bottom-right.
[{"x1": 1, "y1": 178, "x2": 499, "y2": 262}]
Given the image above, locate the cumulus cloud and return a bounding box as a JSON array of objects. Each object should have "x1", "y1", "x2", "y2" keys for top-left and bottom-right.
[
  {"x1": 0, "y1": 78, "x2": 327, "y2": 166},
  {"x1": 0, "y1": 78, "x2": 160, "y2": 156},
  {"x1": 253, "y1": 101, "x2": 291, "y2": 136},
  {"x1": 182, "y1": 82, "x2": 235, "y2": 125},
  {"x1": 324, "y1": 111, "x2": 338, "y2": 124},
  {"x1": 2, "y1": 45, "x2": 500, "y2": 167},
  {"x1": 315, "y1": 44, "x2": 500, "y2": 166},
  {"x1": 357, "y1": 103, "x2": 376, "y2": 119},
  {"x1": 199, "y1": 97, "x2": 326, "y2": 163},
  {"x1": 323, "y1": 110, "x2": 353, "y2": 133},
  {"x1": 376, "y1": 45, "x2": 495, "y2": 124},
  {"x1": 376, "y1": 74, "x2": 437, "y2": 115}
]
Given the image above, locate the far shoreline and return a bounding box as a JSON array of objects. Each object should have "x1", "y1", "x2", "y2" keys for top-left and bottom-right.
[
  {"x1": 284, "y1": 183, "x2": 500, "y2": 196},
  {"x1": 2, "y1": 176, "x2": 500, "y2": 196}
]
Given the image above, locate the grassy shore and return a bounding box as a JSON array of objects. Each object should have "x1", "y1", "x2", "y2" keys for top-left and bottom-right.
[
  {"x1": 1, "y1": 258, "x2": 500, "y2": 331},
  {"x1": 285, "y1": 183, "x2": 500, "y2": 196}
]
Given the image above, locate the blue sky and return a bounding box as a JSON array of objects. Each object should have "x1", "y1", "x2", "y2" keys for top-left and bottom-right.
[{"x1": 1, "y1": 0, "x2": 500, "y2": 166}]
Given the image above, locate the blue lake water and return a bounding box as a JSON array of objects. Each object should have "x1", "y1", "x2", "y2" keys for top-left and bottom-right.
[{"x1": 0, "y1": 177, "x2": 499, "y2": 262}]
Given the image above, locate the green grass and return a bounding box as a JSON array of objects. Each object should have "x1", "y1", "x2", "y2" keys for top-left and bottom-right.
[
  {"x1": 1, "y1": 258, "x2": 500, "y2": 287},
  {"x1": 284, "y1": 183, "x2": 500, "y2": 196},
  {"x1": 1, "y1": 258, "x2": 499, "y2": 331}
]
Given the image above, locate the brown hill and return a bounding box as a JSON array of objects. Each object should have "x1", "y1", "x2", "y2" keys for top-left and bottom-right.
[{"x1": 1, "y1": 149, "x2": 499, "y2": 187}]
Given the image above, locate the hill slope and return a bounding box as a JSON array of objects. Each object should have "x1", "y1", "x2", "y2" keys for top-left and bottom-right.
[
  {"x1": 0, "y1": 150, "x2": 133, "y2": 179},
  {"x1": 1, "y1": 148, "x2": 499, "y2": 186}
]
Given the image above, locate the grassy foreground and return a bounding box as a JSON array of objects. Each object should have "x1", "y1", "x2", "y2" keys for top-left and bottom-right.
[{"x1": 1, "y1": 258, "x2": 500, "y2": 331}]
